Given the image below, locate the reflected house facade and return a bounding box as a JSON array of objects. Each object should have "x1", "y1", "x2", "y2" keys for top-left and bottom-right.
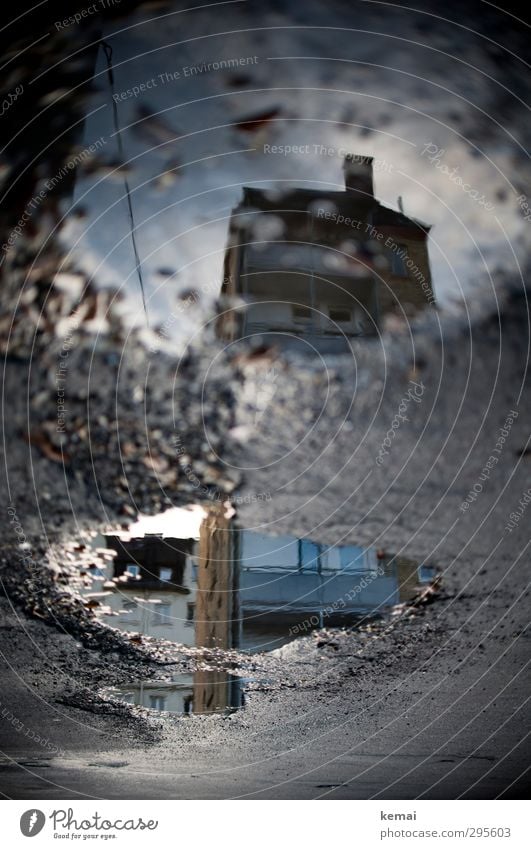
[
  {"x1": 220, "y1": 154, "x2": 433, "y2": 354},
  {"x1": 196, "y1": 508, "x2": 432, "y2": 651},
  {"x1": 195, "y1": 505, "x2": 239, "y2": 650},
  {"x1": 99, "y1": 518, "x2": 429, "y2": 713},
  {"x1": 236, "y1": 530, "x2": 423, "y2": 648},
  {"x1": 101, "y1": 533, "x2": 198, "y2": 646},
  {"x1": 108, "y1": 671, "x2": 244, "y2": 717},
  {"x1": 93, "y1": 526, "x2": 243, "y2": 715},
  {"x1": 90, "y1": 517, "x2": 431, "y2": 660}
]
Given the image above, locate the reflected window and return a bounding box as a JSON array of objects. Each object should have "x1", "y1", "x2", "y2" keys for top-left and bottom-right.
[
  {"x1": 339, "y1": 545, "x2": 366, "y2": 572},
  {"x1": 292, "y1": 305, "x2": 312, "y2": 322},
  {"x1": 299, "y1": 539, "x2": 321, "y2": 573},
  {"x1": 389, "y1": 244, "x2": 409, "y2": 276},
  {"x1": 159, "y1": 567, "x2": 172, "y2": 582},
  {"x1": 329, "y1": 307, "x2": 351, "y2": 323},
  {"x1": 149, "y1": 695, "x2": 166, "y2": 710},
  {"x1": 152, "y1": 602, "x2": 171, "y2": 625},
  {"x1": 122, "y1": 600, "x2": 139, "y2": 623},
  {"x1": 353, "y1": 307, "x2": 367, "y2": 335},
  {"x1": 186, "y1": 602, "x2": 195, "y2": 625},
  {"x1": 418, "y1": 564, "x2": 436, "y2": 583},
  {"x1": 125, "y1": 564, "x2": 140, "y2": 578}
]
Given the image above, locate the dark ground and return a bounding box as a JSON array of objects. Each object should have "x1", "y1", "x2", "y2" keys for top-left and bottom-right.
[{"x1": 0, "y1": 290, "x2": 529, "y2": 799}]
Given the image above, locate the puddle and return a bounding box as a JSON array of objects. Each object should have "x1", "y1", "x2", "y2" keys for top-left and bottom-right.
[
  {"x1": 103, "y1": 670, "x2": 246, "y2": 716},
  {"x1": 57, "y1": 127, "x2": 439, "y2": 660},
  {"x1": 44, "y1": 2, "x2": 520, "y2": 332},
  {"x1": 72, "y1": 507, "x2": 437, "y2": 654}
]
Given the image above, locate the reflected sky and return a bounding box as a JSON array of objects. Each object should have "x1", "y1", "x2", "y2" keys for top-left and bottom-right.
[{"x1": 56, "y1": 1, "x2": 530, "y2": 340}]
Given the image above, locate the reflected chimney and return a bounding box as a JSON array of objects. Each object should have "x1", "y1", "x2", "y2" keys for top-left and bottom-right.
[{"x1": 343, "y1": 154, "x2": 374, "y2": 197}]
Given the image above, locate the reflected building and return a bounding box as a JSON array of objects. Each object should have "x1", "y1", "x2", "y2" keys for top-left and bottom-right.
[
  {"x1": 194, "y1": 504, "x2": 239, "y2": 650},
  {"x1": 220, "y1": 154, "x2": 433, "y2": 354},
  {"x1": 195, "y1": 508, "x2": 432, "y2": 652},
  {"x1": 106, "y1": 671, "x2": 244, "y2": 716},
  {"x1": 92, "y1": 533, "x2": 198, "y2": 646},
  {"x1": 87, "y1": 528, "x2": 244, "y2": 714},
  {"x1": 87, "y1": 512, "x2": 433, "y2": 658}
]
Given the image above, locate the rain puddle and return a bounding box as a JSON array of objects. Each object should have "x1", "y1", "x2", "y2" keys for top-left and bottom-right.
[
  {"x1": 72, "y1": 506, "x2": 437, "y2": 655},
  {"x1": 103, "y1": 670, "x2": 246, "y2": 716}
]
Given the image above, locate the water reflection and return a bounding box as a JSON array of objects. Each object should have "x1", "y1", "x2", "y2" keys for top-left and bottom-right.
[
  {"x1": 104, "y1": 670, "x2": 245, "y2": 716},
  {"x1": 83, "y1": 506, "x2": 435, "y2": 653},
  {"x1": 219, "y1": 155, "x2": 434, "y2": 354},
  {"x1": 60, "y1": 0, "x2": 518, "y2": 328},
  {"x1": 101, "y1": 531, "x2": 197, "y2": 647}
]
